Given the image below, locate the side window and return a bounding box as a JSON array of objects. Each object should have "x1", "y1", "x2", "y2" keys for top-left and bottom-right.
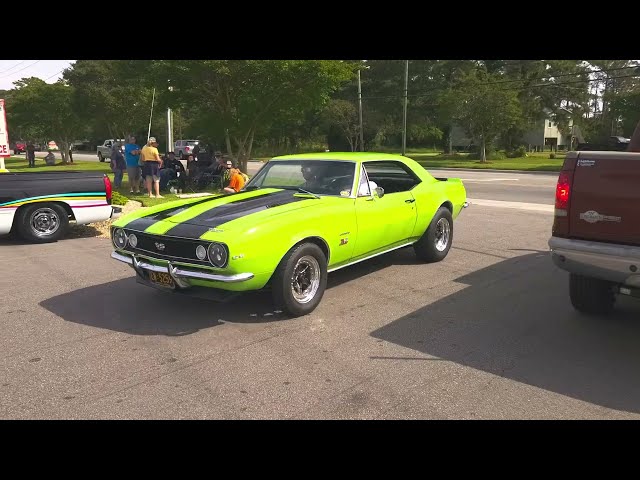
[
  {"x1": 363, "y1": 161, "x2": 421, "y2": 194},
  {"x1": 105, "y1": 141, "x2": 112, "y2": 147}
]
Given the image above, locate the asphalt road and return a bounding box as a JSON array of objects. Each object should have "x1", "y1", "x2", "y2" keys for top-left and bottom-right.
[{"x1": 2, "y1": 179, "x2": 639, "y2": 419}]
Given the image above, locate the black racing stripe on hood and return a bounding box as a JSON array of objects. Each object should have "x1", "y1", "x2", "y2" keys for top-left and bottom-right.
[
  {"x1": 164, "y1": 190, "x2": 306, "y2": 239},
  {"x1": 123, "y1": 191, "x2": 281, "y2": 232}
]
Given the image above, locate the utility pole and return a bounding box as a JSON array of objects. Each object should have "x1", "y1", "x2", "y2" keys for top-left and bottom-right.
[
  {"x1": 167, "y1": 84, "x2": 174, "y2": 155},
  {"x1": 402, "y1": 60, "x2": 409, "y2": 156},
  {"x1": 357, "y1": 69, "x2": 364, "y2": 151}
]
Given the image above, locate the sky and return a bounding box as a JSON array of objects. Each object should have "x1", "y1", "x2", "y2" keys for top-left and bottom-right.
[{"x1": 0, "y1": 60, "x2": 74, "y2": 90}]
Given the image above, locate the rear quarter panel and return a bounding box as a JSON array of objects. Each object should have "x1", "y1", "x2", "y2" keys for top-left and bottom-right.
[
  {"x1": 0, "y1": 172, "x2": 109, "y2": 234},
  {"x1": 402, "y1": 159, "x2": 467, "y2": 240}
]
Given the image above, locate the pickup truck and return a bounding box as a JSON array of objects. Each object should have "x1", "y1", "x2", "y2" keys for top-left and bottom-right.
[
  {"x1": 96, "y1": 139, "x2": 125, "y2": 163},
  {"x1": 0, "y1": 171, "x2": 121, "y2": 243},
  {"x1": 548, "y1": 150, "x2": 640, "y2": 314}
]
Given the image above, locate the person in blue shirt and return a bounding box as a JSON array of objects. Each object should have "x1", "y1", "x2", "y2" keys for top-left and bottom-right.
[{"x1": 124, "y1": 136, "x2": 142, "y2": 194}]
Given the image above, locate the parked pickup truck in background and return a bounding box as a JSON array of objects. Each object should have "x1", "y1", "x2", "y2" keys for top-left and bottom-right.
[
  {"x1": 548, "y1": 150, "x2": 640, "y2": 314},
  {"x1": 0, "y1": 172, "x2": 121, "y2": 243},
  {"x1": 97, "y1": 139, "x2": 125, "y2": 163}
]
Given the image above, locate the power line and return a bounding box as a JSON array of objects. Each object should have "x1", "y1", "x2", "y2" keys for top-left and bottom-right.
[
  {"x1": 0, "y1": 60, "x2": 41, "y2": 79},
  {"x1": 44, "y1": 69, "x2": 66, "y2": 81},
  {"x1": 361, "y1": 73, "x2": 640, "y2": 101},
  {"x1": 0, "y1": 60, "x2": 26, "y2": 75}
]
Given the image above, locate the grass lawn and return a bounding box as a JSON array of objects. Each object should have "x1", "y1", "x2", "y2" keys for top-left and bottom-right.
[
  {"x1": 3, "y1": 156, "x2": 221, "y2": 206},
  {"x1": 409, "y1": 151, "x2": 565, "y2": 172},
  {"x1": 252, "y1": 149, "x2": 563, "y2": 171}
]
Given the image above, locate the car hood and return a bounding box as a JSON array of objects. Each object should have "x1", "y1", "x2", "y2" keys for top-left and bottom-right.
[{"x1": 121, "y1": 188, "x2": 321, "y2": 238}]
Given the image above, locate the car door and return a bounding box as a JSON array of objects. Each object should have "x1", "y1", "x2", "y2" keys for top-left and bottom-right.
[{"x1": 351, "y1": 162, "x2": 419, "y2": 259}]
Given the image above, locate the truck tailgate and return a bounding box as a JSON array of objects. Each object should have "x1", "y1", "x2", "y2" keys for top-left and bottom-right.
[{"x1": 569, "y1": 151, "x2": 640, "y2": 245}]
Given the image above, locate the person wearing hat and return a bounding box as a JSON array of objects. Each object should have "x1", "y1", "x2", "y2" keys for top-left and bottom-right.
[{"x1": 140, "y1": 137, "x2": 164, "y2": 198}]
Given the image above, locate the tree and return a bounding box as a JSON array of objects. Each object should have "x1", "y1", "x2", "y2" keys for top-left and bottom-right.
[
  {"x1": 443, "y1": 71, "x2": 522, "y2": 162},
  {"x1": 6, "y1": 78, "x2": 84, "y2": 164},
  {"x1": 63, "y1": 60, "x2": 156, "y2": 142},
  {"x1": 321, "y1": 99, "x2": 361, "y2": 151},
  {"x1": 147, "y1": 60, "x2": 357, "y2": 171}
]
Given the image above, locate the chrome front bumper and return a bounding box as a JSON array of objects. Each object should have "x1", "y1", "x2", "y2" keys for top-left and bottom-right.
[
  {"x1": 111, "y1": 251, "x2": 254, "y2": 285},
  {"x1": 548, "y1": 236, "x2": 640, "y2": 288}
]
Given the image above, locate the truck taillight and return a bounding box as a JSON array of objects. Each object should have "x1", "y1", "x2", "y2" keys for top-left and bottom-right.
[
  {"x1": 555, "y1": 170, "x2": 573, "y2": 215},
  {"x1": 104, "y1": 175, "x2": 112, "y2": 204}
]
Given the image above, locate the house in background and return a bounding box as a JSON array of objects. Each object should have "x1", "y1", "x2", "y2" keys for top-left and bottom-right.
[{"x1": 450, "y1": 112, "x2": 585, "y2": 152}]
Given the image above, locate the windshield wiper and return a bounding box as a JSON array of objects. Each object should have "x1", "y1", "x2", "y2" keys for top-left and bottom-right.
[{"x1": 268, "y1": 186, "x2": 320, "y2": 199}]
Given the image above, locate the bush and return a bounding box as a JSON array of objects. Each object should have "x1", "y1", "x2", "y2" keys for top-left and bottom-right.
[
  {"x1": 506, "y1": 146, "x2": 527, "y2": 158},
  {"x1": 550, "y1": 153, "x2": 556, "y2": 159},
  {"x1": 111, "y1": 191, "x2": 128, "y2": 206}
]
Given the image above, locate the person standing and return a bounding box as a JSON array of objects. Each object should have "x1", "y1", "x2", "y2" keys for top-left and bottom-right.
[
  {"x1": 124, "y1": 136, "x2": 142, "y2": 194},
  {"x1": 26, "y1": 142, "x2": 36, "y2": 167},
  {"x1": 110, "y1": 142, "x2": 126, "y2": 188},
  {"x1": 140, "y1": 137, "x2": 163, "y2": 198}
]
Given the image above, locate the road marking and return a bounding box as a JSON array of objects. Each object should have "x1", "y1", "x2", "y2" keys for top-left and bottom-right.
[{"x1": 467, "y1": 198, "x2": 554, "y2": 212}]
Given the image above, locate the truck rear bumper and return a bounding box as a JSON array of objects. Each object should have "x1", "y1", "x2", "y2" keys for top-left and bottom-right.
[{"x1": 548, "y1": 236, "x2": 640, "y2": 287}]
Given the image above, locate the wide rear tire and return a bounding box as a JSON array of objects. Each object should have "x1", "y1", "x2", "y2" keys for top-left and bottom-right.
[
  {"x1": 569, "y1": 273, "x2": 616, "y2": 315},
  {"x1": 414, "y1": 207, "x2": 453, "y2": 263},
  {"x1": 15, "y1": 203, "x2": 69, "y2": 243}
]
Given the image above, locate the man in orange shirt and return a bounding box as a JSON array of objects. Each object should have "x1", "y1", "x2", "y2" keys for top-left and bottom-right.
[{"x1": 224, "y1": 166, "x2": 246, "y2": 193}]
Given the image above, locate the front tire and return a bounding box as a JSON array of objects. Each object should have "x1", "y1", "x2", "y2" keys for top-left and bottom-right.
[
  {"x1": 272, "y1": 243, "x2": 328, "y2": 317},
  {"x1": 569, "y1": 273, "x2": 616, "y2": 315},
  {"x1": 98, "y1": 152, "x2": 104, "y2": 162},
  {"x1": 414, "y1": 207, "x2": 453, "y2": 263},
  {"x1": 15, "y1": 203, "x2": 69, "y2": 243}
]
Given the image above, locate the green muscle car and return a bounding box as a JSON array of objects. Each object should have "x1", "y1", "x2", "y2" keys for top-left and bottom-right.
[{"x1": 110, "y1": 152, "x2": 467, "y2": 316}]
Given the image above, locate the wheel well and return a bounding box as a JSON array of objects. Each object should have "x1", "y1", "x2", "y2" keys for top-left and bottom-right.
[
  {"x1": 440, "y1": 201, "x2": 453, "y2": 213},
  {"x1": 293, "y1": 236, "x2": 330, "y2": 264},
  {"x1": 12, "y1": 201, "x2": 75, "y2": 231},
  {"x1": 264, "y1": 236, "x2": 331, "y2": 288}
]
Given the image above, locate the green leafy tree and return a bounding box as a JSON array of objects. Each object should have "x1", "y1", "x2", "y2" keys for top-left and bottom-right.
[
  {"x1": 443, "y1": 71, "x2": 522, "y2": 162},
  {"x1": 146, "y1": 60, "x2": 357, "y2": 171},
  {"x1": 6, "y1": 78, "x2": 83, "y2": 164}
]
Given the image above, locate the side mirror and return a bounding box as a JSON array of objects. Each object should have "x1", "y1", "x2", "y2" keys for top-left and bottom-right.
[{"x1": 373, "y1": 186, "x2": 385, "y2": 198}]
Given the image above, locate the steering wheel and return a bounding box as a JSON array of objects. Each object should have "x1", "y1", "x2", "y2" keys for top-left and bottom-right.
[{"x1": 321, "y1": 176, "x2": 352, "y2": 195}]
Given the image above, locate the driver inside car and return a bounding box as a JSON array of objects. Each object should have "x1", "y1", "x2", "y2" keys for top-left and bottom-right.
[{"x1": 301, "y1": 164, "x2": 326, "y2": 191}]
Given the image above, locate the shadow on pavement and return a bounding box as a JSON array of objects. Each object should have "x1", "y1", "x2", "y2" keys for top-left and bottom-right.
[
  {"x1": 39, "y1": 245, "x2": 422, "y2": 336},
  {"x1": 371, "y1": 251, "x2": 640, "y2": 414}
]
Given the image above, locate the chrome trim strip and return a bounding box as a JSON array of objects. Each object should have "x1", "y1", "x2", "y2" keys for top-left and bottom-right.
[
  {"x1": 327, "y1": 241, "x2": 415, "y2": 273},
  {"x1": 111, "y1": 251, "x2": 254, "y2": 283}
]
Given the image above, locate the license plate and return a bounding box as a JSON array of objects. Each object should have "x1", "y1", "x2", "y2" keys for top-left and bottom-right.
[{"x1": 148, "y1": 271, "x2": 175, "y2": 288}]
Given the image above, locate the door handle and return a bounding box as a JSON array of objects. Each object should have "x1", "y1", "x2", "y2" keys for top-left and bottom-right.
[{"x1": 405, "y1": 199, "x2": 415, "y2": 203}]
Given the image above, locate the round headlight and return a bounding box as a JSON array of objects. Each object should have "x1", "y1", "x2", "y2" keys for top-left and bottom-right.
[
  {"x1": 113, "y1": 228, "x2": 127, "y2": 248},
  {"x1": 129, "y1": 233, "x2": 138, "y2": 248},
  {"x1": 207, "y1": 243, "x2": 228, "y2": 268},
  {"x1": 195, "y1": 245, "x2": 207, "y2": 260}
]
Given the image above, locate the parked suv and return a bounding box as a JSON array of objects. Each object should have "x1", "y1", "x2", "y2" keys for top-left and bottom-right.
[{"x1": 174, "y1": 139, "x2": 205, "y2": 159}]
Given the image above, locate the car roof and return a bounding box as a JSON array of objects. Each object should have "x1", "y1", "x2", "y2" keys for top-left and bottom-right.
[{"x1": 270, "y1": 152, "x2": 411, "y2": 163}]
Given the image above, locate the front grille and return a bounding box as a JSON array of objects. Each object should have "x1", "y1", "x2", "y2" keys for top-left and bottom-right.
[{"x1": 122, "y1": 230, "x2": 212, "y2": 266}]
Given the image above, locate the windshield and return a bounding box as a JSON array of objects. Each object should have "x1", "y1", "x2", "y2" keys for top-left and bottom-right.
[
  {"x1": 185, "y1": 141, "x2": 199, "y2": 146},
  {"x1": 245, "y1": 160, "x2": 357, "y2": 196}
]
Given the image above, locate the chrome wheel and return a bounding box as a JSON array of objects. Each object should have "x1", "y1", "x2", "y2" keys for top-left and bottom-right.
[
  {"x1": 434, "y1": 217, "x2": 451, "y2": 252},
  {"x1": 291, "y1": 255, "x2": 321, "y2": 304},
  {"x1": 30, "y1": 207, "x2": 60, "y2": 237}
]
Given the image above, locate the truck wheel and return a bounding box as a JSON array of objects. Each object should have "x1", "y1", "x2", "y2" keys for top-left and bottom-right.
[
  {"x1": 15, "y1": 203, "x2": 69, "y2": 243},
  {"x1": 98, "y1": 152, "x2": 104, "y2": 162},
  {"x1": 569, "y1": 273, "x2": 616, "y2": 315},
  {"x1": 272, "y1": 242, "x2": 327, "y2": 317},
  {"x1": 414, "y1": 207, "x2": 453, "y2": 263},
  {"x1": 179, "y1": 150, "x2": 183, "y2": 159}
]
